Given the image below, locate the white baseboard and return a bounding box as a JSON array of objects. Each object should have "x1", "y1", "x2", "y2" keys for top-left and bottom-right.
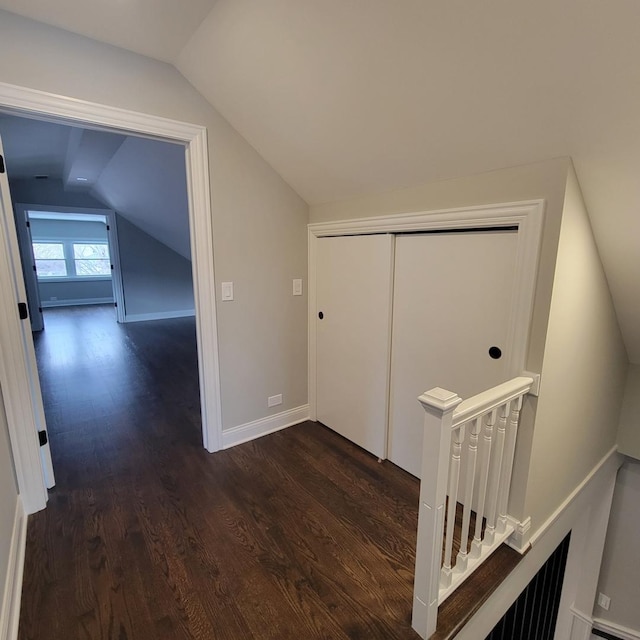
[
  {"x1": 593, "y1": 618, "x2": 640, "y2": 640},
  {"x1": 123, "y1": 309, "x2": 195, "y2": 323},
  {"x1": 0, "y1": 497, "x2": 26, "y2": 640},
  {"x1": 41, "y1": 297, "x2": 114, "y2": 308},
  {"x1": 222, "y1": 405, "x2": 310, "y2": 449}
]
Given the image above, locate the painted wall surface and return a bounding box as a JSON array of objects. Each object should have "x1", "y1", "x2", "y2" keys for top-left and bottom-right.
[
  {"x1": 617, "y1": 364, "x2": 640, "y2": 459},
  {"x1": 9, "y1": 178, "x2": 108, "y2": 210},
  {"x1": 525, "y1": 165, "x2": 628, "y2": 529},
  {"x1": 117, "y1": 214, "x2": 193, "y2": 317},
  {"x1": 0, "y1": 383, "x2": 19, "y2": 597},
  {"x1": 593, "y1": 459, "x2": 640, "y2": 632},
  {"x1": 92, "y1": 136, "x2": 192, "y2": 260},
  {"x1": 0, "y1": 11, "x2": 309, "y2": 430},
  {"x1": 29, "y1": 217, "x2": 114, "y2": 307}
]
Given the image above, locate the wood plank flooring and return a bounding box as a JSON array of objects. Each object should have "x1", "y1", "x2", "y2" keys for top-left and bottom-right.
[{"x1": 19, "y1": 305, "x2": 423, "y2": 639}]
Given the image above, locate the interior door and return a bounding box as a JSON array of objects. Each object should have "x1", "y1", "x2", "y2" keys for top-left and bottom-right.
[
  {"x1": 0, "y1": 135, "x2": 55, "y2": 488},
  {"x1": 15, "y1": 209, "x2": 44, "y2": 332},
  {"x1": 316, "y1": 234, "x2": 393, "y2": 459},
  {"x1": 388, "y1": 230, "x2": 519, "y2": 477}
]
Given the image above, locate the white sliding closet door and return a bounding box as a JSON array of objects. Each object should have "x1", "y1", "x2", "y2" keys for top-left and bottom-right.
[
  {"x1": 388, "y1": 230, "x2": 519, "y2": 477},
  {"x1": 316, "y1": 234, "x2": 393, "y2": 459}
]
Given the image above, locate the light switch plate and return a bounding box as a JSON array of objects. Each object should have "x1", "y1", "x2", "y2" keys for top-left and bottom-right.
[
  {"x1": 221, "y1": 281, "x2": 234, "y2": 301},
  {"x1": 293, "y1": 278, "x2": 303, "y2": 296}
]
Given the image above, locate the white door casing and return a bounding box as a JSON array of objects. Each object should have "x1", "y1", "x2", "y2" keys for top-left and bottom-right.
[
  {"x1": 0, "y1": 133, "x2": 55, "y2": 500},
  {"x1": 315, "y1": 234, "x2": 394, "y2": 459},
  {"x1": 0, "y1": 81, "x2": 222, "y2": 514},
  {"x1": 388, "y1": 230, "x2": 519, "y2": 477}
]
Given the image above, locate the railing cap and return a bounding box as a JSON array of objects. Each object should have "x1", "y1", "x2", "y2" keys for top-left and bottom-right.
[{"x1": 418, "y1": 387, "x2": 463, "y2": 412}]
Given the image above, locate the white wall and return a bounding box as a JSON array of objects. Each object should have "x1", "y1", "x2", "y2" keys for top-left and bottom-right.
[
  {"x1": 593, "y1": 459, "x2": 640, "y2": 633},
  {"x1": 0, "y1": 383, "x2": 19, "y2": 605},
  {"x1": 524, "y1": 164, "x2": 628, "y2": 529},
  {"x1": 116, "y1": 215, "x2": 194, "y2": 318},
  {"x1": 0, "y1": 10, "x2": 309, "y2": 430},
  {"x1": 617, "y1": 364, "x2": 640, "y2": 459}
]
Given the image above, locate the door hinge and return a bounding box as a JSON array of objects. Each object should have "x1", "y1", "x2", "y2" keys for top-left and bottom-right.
[
  {"x1": 38, "y1": 307, "x2": 43, "y2": 313},
  {"x1": 114, "y1": 302, "x2": 118, "y2": 308},
  {"x1": 0, "y1": 155, "x2": 4, "y2": 174},
  {"x1": 26, "y1": 220, "x2": 30, "y2": 228},
  {"x1": 18, "y1": 302, "x2": 28, "y2": 320},
  {"x1": 33, "y1": 264, "x2": 37, "y2": 271},
  {"x1": 106, "y1": 224, "x2": 110, "y2": 231},
  {"x1": 38, "y1": 430, "x2": 48, "y2": 446},
  {"x1": 110, "y1": 264, "x2": 114, "y2": 270}
]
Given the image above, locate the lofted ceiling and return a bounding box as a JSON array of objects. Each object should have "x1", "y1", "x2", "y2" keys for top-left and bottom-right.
[
  {"x1": 0, "y1": 114, "x2": 191, "y2": 259},
  {"x1": 0, "y1": 1, "x2": 638, "y2": 362}
]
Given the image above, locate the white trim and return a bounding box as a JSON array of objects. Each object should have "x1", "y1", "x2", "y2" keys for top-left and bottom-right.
[
  {"x1": 308, "y1": 200, "x2": 544, "y2": 423},
  {"x1": 593, "y1": 618, "x2": 640, "y2": 640},
  {"x1": 0, "y1": 81, "x2": 223, "y2": 513},
  {"x1": 506, "y1": 515, "x2": 532, "y2": 553},
  {"x1": 123, "y1": 309, "x2": 195, "y2": 323},
  {"x1": 222, "y1": 405, "x2": 310, "y2": 449},
  {"x1": 530, "y1": 445, "x2": 619, "y2": 547},
  {"x1": 570, "y1": 607, "x2": 594, "y2": 640},
  {"x1": 0, "y1": 497, "x2": 27, "y2": 640},
  {"x1": 42, "y1": 297, "x2": 114, "y2": 308}
]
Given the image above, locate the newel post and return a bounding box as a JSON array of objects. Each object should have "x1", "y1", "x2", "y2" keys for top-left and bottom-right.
[{"x1": 412, "y1": 387, "x2": 462, "y2": 640}]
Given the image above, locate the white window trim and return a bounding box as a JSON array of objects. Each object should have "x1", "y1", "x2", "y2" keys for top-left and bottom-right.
[{"x1": 33, "y1": 238, "x2": 112, "y2": 280}]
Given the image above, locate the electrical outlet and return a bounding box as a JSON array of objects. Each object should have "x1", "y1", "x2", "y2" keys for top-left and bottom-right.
[
  {"x1": 268, "y1": 394, "x2": 282, "y2": 408},
  {"x1": 597, "y1": 593, "x2": 611, "y2": 611}
]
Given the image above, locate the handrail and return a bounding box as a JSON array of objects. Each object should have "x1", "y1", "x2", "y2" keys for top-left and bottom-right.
[
  {"x1": 412, "y1": 375, "x2": 536, "y2": 640},
  {"x1": 452, "y1": 376, "x2": 533, "y2": 429}
]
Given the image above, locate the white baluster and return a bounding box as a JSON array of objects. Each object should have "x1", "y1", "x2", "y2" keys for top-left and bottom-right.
[
  {"x1": 497, "y1": 396, "x2": 523, "y2": 533},
  {"x1": 456, "y1": 417, "x2": 481, "y2": 572},
  {"x1": 471, "y1": 409, "x2": 495, "y2": 558},
  {"x1": 441, "y1": 424, "x2": 466, "y2": 588},
  {"x1": 484, "y1": 402, "x2": 508, "y2": 546}
]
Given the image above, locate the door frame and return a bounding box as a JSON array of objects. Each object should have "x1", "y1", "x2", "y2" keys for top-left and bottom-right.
[
  {"x1": 0, "y1": 81, "x2": 223, "y2": 514},
  {"x1": 14, "y1": 204, "x2": 126, "y2": 325},
  {"x1": 308, "y1": 200, "x2": 545, "y2": 422}
]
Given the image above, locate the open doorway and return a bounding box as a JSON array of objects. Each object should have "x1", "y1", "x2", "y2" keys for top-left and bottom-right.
[
  {"x1": 0, "y1": 84, "x2": 222, "y2": 514},
  {"x1": 0, "y1": 112, "x2": 203, "y2": 491}
]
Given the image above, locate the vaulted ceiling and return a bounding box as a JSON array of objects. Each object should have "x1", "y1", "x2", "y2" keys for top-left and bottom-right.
[{"x1": 0, "y1": 0, "x2": 638, "y2": 362}]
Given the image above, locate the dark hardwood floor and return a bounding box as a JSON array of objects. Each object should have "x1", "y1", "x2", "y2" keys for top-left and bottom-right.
[{"x1": 19, "y1": 305, "x2": 423, "y2": 639}]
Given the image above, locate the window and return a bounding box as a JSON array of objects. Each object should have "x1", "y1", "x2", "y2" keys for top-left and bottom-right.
[
  {"x1": 33, "y1": 243, "x2": 67, "y2": 277},
  {"x1": 33, "y1": 241, "x2": 111, "y2": 279},
  {"x1": 73, "y1": 243, "x2": 111, "y2": 276}
]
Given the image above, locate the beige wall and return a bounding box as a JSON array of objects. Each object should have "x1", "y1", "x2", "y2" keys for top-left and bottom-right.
[
  {"x1": 524, "y1": 165, "x2": 628, "y2": 529},
  {"x1": 594, "y1": 459, "x2": 640, "y2": 632},
  {"x1": 617, "y1": 364, "x2": 640, "y2": 459},
  {"x1": 0, "y1": 383, "x2": 19, "y2": 598},
  {"x1": 0, "y1": 10, "x2": 309, "y2": 430}
]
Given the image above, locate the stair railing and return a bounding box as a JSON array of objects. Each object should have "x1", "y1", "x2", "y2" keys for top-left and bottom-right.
[{"x1": 411, "y1": 376, "x2": 535, "y2": 639}]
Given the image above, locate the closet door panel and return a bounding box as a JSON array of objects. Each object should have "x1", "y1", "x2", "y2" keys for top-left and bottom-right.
[
  {"x1": 388, "y1": 231, "x2": 519, "y2": 477},
  {"x1": 316, "y1": 234, "x2": 393, "y2": 459}
]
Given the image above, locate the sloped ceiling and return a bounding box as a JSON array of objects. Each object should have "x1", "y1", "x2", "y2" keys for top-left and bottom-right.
[
  {"x1": 0, "y1": 115, "x2": 190, "y2": 259},
  {"x1": 175, "y1": 0, "x2": 640, "y2": 363},
  {"x1": 0, "y1": 2, "x2": 638, "y2": 362},
  {"x1": 0, "y1": 0, "x2": 218, "y2": 62}
]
